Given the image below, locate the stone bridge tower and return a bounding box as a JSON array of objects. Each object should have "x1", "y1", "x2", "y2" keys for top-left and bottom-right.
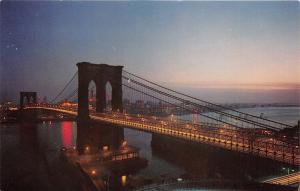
[
  {"x1": 77, "y1": 62, "x2": 123, "y2": 121},
  {"x1": 20, "y1": 91, "x2": 37, "y2": 110}
]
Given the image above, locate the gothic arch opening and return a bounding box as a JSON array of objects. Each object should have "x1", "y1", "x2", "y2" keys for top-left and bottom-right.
[
  {"x1": 105, "y1": 81, "x2": 112, "y2": 112},
  {"x1": 29, "y1": 96, "x2": 34, "y2": 104},
  {"x1": 88, "y1": 80, "x2": 96, "y2": 110},
  {"x1": 24, "y1": 96, "x2": 29, "y2": 104}
]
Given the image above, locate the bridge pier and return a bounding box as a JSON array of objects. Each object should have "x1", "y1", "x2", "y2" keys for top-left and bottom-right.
[{"x1": 76, "y1": 120, "x2": 124, "y2": 155}]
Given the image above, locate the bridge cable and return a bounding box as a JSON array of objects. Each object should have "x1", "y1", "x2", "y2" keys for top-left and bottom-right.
[
  {"x1": 123, "y1": 70, "x2": 292, "y2": 129},
  {"x1": 123, "y1": 83, "x2": 246, "y2": 129},
  {"x1": 60, "y1": 88, "x2": 78, "y2": 103},
  {"x1": 122, "y1": 75, "x2": 280, "y2": 131},
  {"x1": 50, "y1": 71, "x2": 78, "y2": 103}
]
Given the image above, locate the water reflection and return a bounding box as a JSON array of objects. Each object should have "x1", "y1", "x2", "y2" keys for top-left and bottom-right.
[
  {"x1": 1, "y1": 122, "x2": 82, "y2": 191},
  {"x1": 20, "y1": 123, "x2": 39, "y2": 154},
  {"x1": 61, "y1": 121, "x2": 74, "y2": 148}
]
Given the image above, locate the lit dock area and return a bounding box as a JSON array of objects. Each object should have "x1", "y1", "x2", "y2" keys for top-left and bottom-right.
[{"x1": 60, "y1": 145, "x2": 147, "y2": 190}]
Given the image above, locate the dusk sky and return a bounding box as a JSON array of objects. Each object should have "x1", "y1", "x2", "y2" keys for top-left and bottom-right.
[{"x1": 1, "y1": 1, "x2": 299, "y2": 103}]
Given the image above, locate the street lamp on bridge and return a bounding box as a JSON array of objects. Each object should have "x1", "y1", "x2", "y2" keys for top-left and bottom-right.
[{"x1": 282, "y1": 167, "x2": 295, "y2": 185}]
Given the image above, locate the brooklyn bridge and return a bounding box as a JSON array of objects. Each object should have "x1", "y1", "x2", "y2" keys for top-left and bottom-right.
[{"x1": 20, "y1": 62, "x2": 299, "y2": 166}]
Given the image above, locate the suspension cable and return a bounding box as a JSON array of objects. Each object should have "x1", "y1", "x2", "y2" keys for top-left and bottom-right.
[
  {"x1": 50, "y1": 71, "x2": 78, "y2": 103},
  {"x1": 123, "y1": 83, "x2": 239, "y2": 128},
  {"x1": 123, "y1": 75, "x2": 280, "y2": 131},
  {"x1": 123, "y1": 70, "x2": 292, "y2": 129},
  {"x1": 60, "y1": 88, "x2": 78, "y2": 103}
]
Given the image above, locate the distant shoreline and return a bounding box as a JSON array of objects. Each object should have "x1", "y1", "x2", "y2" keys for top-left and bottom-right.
[{"x1": 220, "y1": 103, "x2": 300, "y2": 109}]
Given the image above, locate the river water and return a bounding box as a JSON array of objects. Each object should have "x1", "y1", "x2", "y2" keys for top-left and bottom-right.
[
  {"x1": 235, "y1": 107, "x2": 299, "y2": 126},
  {"x1": 1, "y1": 107, "x2": 299, "y2": 190},
  {"x1": 179, "y1": 106, "x2": 300, "y2": 127}
]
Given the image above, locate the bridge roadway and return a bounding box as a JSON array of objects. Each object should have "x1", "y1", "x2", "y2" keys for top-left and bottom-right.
[
  {"x1": 25, "y1": 104, "x2": 299, "y2": 166},
  {"x1": 263, "y1": 171, "x2": 300, "y2": 186}
]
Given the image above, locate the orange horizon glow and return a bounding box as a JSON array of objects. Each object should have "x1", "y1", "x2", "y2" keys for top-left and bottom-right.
[{"x1": 162, "y1": 81, "x2": 300, "y2": 90}]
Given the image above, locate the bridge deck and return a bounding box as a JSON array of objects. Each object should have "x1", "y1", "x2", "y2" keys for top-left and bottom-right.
[
  {"x1": 25, "y1": 105, "x2": 299, "y2": 166},
  {"x1": 263, "y1": 171, "x2": 300, "y2": 186}
]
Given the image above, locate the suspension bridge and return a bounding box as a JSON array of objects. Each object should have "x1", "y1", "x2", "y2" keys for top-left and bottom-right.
[{"x1": 21, "y1": 62, "x2": 299, "y2": 166}]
